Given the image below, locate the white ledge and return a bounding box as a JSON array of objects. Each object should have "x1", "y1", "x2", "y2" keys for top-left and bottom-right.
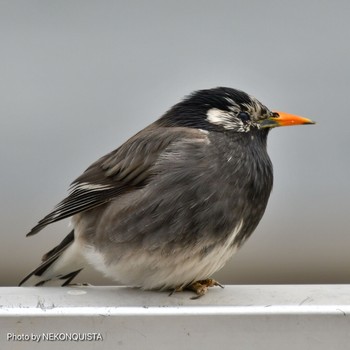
[{"x1": 1, "y1": 285, "x2": 350, "y2": 349}]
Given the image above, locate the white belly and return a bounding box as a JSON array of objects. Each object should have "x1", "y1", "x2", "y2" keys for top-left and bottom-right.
[{"x1": 80, "y1": 220, "x2": 243, "y2": 290}]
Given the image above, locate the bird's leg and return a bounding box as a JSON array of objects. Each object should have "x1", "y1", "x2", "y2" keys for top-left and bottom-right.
[
  {"x1": 187, "y1": 278, "x2": 224, "y2": 299},
  {"x1": 168, "y1": 285, "x2": 185, "y2": 296}
]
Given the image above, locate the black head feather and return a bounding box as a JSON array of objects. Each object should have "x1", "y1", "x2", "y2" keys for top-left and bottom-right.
[{"x1": 157, "y1": 87, "x2": 273, "y2": 132}]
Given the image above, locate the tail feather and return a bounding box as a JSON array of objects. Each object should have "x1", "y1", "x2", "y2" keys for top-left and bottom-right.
[{"x1": 19, "y1": 230, "x2": 85, "y2": 286}]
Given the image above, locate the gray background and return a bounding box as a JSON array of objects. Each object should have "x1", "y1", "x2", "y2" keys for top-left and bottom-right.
[{"x1": 1, "y1": 0, "x2": 349, "y2": 286}]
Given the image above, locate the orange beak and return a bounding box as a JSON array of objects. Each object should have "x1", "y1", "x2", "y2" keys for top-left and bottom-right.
[{"x1": 260, "y1": 111, "x2": 315, "y2": 128}]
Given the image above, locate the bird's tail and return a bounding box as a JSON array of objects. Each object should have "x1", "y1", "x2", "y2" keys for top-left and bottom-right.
[{"x1": 19, "y1": 230, "x2": 85, "y2": 286}]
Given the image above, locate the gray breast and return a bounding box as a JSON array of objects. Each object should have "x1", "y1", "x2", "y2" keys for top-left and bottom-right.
[{"x1": 92, "y1": 130, "x2": 273, "y2": 257}]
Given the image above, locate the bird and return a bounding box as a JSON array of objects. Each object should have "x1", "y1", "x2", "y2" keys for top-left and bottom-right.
[{"x1": 20, "y1": 87, "x2": 315, "y2": 298}]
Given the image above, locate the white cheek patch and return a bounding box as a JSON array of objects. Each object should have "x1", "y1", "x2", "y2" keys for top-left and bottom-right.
[
  {"x1": 206, "y1": 108, "x2": 250, "y2": 132},
  {"x1": 206, "y1": 108, "x2": 236, "y2": 130}
]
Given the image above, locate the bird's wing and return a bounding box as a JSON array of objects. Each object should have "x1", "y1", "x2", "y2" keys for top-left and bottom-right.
[{"x1": 27, "y1": 125, "x2": 208, "y2": 236}]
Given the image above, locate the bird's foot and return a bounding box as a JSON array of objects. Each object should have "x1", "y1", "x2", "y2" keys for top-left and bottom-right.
[
  {"x1": 187, "y1": 279, "x2": 224, "y2": 299},
  {"x1": 169, "y1": 278, "x2": 224, "y2": 298}
]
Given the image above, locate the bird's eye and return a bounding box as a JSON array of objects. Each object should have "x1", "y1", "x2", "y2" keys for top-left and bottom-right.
[{"x1": 238, "y1": 112, "x2": 250, "y2": 122}]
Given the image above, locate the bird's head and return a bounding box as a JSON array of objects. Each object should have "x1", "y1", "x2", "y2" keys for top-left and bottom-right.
[{"x1": 158, "y1": 87, "x2": 315, "y2": 133}]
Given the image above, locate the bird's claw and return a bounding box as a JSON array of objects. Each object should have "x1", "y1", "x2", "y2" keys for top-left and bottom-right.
[
  {"x1": 189, "y1": 279, "x2": 224, "y2": 299},
  {"x1": 168, "y1": 285, "x2": 184, "y2": 296},
  {"x1": 169, "y1": 279, "x2": 223, "y2": 298},
  {"x1": 188, "y1": 278, "x2": 224, "y2": 299}
]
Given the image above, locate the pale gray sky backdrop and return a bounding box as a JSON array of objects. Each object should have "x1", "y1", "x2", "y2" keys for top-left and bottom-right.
[{"x1": 1, "y1": 0, "x2": 349, "y2": 286}]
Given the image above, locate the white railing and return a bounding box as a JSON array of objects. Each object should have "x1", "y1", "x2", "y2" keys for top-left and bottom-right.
[{"x1": 1, "y1": 285, "x2": 349, "y2": 349}]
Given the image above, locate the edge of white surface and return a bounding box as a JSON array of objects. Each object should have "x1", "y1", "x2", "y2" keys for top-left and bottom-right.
[{"x1": 1, "y1": 285, "x2": 350, "y2": 317}]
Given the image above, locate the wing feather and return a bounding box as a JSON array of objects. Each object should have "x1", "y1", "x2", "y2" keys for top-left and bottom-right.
[{"x1": 27, "y1": 125, "x2": 208, "y2": 236}]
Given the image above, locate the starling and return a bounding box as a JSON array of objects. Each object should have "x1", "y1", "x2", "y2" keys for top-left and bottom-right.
[{"x1": 20, "y1": 87, "x2": 315, "y2": 297}]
